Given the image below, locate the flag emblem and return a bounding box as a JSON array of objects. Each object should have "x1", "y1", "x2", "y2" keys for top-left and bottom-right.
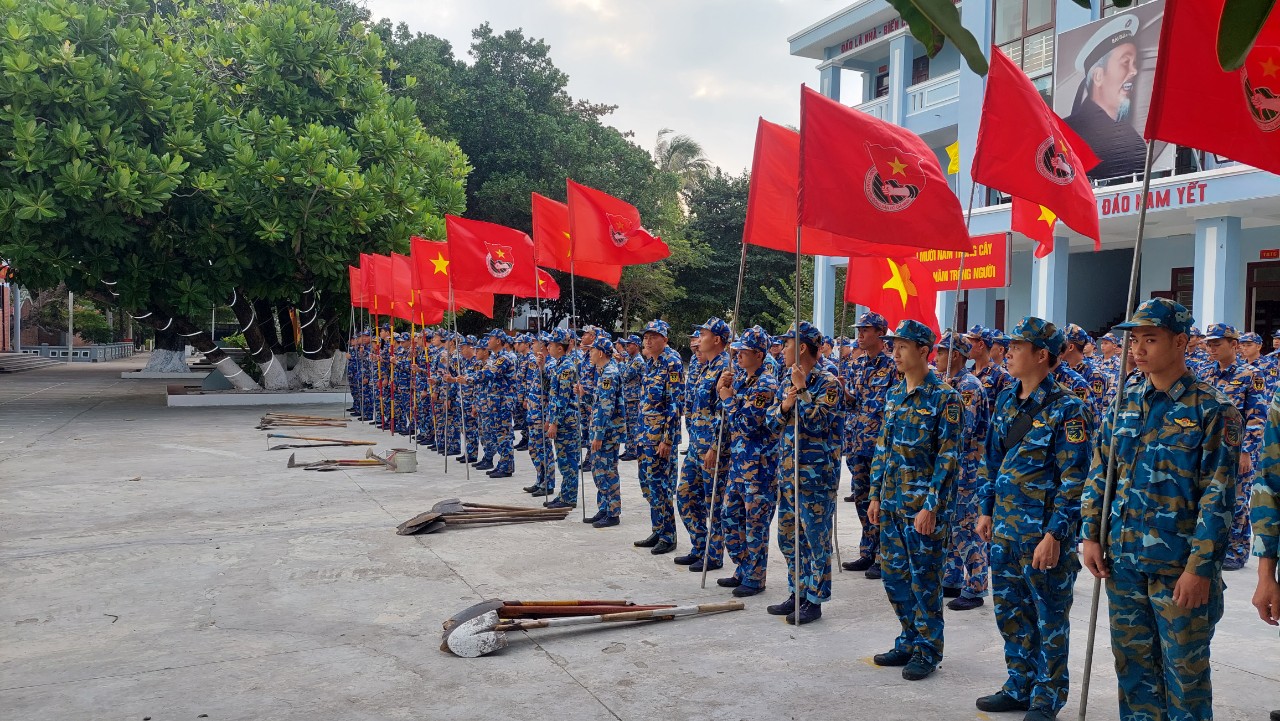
[
  {"x1": 605, "y1": 213, "x2": 635, "y2": 247},
  {"x1": 1035, "y1": 136, "x2": 1076, "y2": 185},
  {"x1": 862, "y1": 143, "x2": 924, "y2": 213},
  {"x1": 484, "y1": 242, "x2": 514, "y2": 278},
  {"x1": 1243, "y1": 44, "x2": 1280, "y2": 132}
]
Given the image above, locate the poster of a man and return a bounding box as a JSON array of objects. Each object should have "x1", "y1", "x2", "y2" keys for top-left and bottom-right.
[{"x1": 1055, "y1": 1, "x2": 1169, "y2": 181}]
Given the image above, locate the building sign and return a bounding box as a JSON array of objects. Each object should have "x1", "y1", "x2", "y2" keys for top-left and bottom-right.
[
  {"x1": 1097, "y1": 179, "x2": 1209, "y2": 217},
  {"x1": 915, "y1": 233, "x2": 1010, "y2": 290},
  {"x1": 1261, "y1": 249, "x2": 1280, "y2": 260},
  {"x1": 839, "y1": 18, "x2": 905, "y2": 52}
]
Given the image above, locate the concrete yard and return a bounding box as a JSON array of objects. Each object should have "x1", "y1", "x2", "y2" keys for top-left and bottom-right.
[{"x1": 2, "y1": 358, "x2": 1278, "y2": 720}]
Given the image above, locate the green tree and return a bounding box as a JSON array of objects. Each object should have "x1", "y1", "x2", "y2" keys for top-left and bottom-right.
[{"x1": 653, "y1": 128, "x2": 710, "y2": 195}]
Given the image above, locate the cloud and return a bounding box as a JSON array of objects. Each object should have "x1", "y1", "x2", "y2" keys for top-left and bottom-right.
[{"x1": 361, "y1": 0, "x2": 856, "y2": 173}]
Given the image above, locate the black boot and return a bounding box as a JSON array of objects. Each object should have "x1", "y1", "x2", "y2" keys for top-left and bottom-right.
[
  {"x1": 633, "y1": 533, "x2": 659, "y2": 548},
  {"x1": 766, "y1": 595, "x2": 795, "y2": 616},
  {"x1": 650, "y1": 540, "x2": 676, "y2": 555},
  {"x1": 786, "y1": 600, "x2": 822, "y2": 625}
]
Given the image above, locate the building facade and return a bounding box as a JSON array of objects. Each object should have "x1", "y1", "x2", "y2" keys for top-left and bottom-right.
[{"x1": 790, "y1": 0, "x2": 1280, "y2": 338}]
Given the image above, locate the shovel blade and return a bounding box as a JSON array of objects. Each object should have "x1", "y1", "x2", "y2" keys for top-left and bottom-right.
[{"x1": 443, "y1": 611, "x2": 507, "y2": 658}]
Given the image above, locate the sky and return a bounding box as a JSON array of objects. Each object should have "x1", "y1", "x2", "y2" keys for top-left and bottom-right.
[{"x1": 361, "y1": 0, "x2": 859, "y2": 174}]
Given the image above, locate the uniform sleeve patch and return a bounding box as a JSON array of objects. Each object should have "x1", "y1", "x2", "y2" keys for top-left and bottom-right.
[
  {"x1": 961, "y1": 390, "x2": 974, "y2": 405},
  {"x1": 945, "y1": 401, "x2": 961, "y2": 424},
  {"x1": 824, "y1": 386, "x2": 838, "y2": 403},
  {"x1": 1065, "y1": 417, "x2": 1087, "y2": 444},
  {"x1": 669, "y1": 372, "x2": 682, "y2": 384},
  {"x1": 600, "y1": 378, "x2": 612, "y2": 390},
  {"x1": 1225, "y1": 417, "x2": 1242, "y2": 447},
  {"x1": 753, "y1": 392, "x2": 770, "y2": 408},
  {"x1": 1075, "y1": 388, "x2": 1089, "y2": 400},
  {"x1": 1091, "y1": 380, "x2": 1105, "y2": 395},
  {"x1": 1254, "y1": 374, "x2": 1266, "y2": 392}
]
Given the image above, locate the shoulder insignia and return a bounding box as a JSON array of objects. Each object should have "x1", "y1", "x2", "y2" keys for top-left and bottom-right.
[
  {"x1": 945, "y1": 401, "x2": 961, "y2": 424},
  {"x1": 1032, "y1": 419, "x2": 1047, "y2": 429},
  {"x1": 874, "y1": 368, "x2": 889, "y2": 378},
  {"x1": 1065, "y1": 417, "x2": 1087, "y2": 444},
  {"x1": 1075, "y1": 388, "x2": 1088, "y2": 400},
  {"x1": 1225, "y1": 417, "x2": 1242, "y2": 447},
  {"x1": 669, "y1": 372, "x2": 682, "y2": 384},
  {"x1": 1254, "y1": 374, "x2": 1266, "y2": 392},
  {"x1": 961, "y1": 390, "x2": 974, "y2": 405},
  {"x1": 753, "y1": 392, "x2": 770, "y2": 408},
  {"x1": 915, "y1": 408, "x2": 933, "y2": 416},
  {"x1": 1091, "y1": 380, "x2": 1105, "y2": 395},
  {"x1": 824, "y1": 386, "x2": 838, "y2": 403},
  {"x1": 600, "y1": 378, "x2": 612, "y2": 390},
  {"x1": 1173, "y1": 417, "x2": 1197, "y2": 429},
  {"x1": 1230, "y1": 378, "x2": 1243, "y2": 385}
]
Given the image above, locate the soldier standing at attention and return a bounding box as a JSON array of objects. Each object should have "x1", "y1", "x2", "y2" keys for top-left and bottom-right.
[
  {"x1": 619, "y1": 335, "x2": 644, "y2": 461},
  {"x1": 1082, "y1": 299, "x2": 1240, "y2": 721},
  {"x1": 1253, "y1": 387, "x2": 1280, "y2": 721},
  {"x1": 633, "y1": 320, "x2": 684, "y2": 556},
  {"x1": 937, "y1": 331, "x2": 992, "y2": 612},
  {"x1": 676, "y1": 318, "x2": 732, "y2": 572},
  {"x1": 841, "y1": 311, "x2": 894, "y2": 580},
  {"x1": 1202, "y1": 323, "x2": 1267, "y2": 570},
  {"x1": 521, "y1": 333, "x2": 556, "y2": 498},
  {"x1": 975, "y1": 318, "x2": 1091, "y2": 721},
  {"x1": 544, "y1": 329, "x2": 581, "y2": 509},
  {"x1": 968, "y1": 326, "x2": 1014, "y2": 412},
  {"x1": 713, "y1": 326, "x2": 780, "y2": 597},
  {"x1": 585, "y1": 334, "x2": 625, "y2": 527},
  {"x1": 868, "y1": 320, "x2": 961, "y2": 680},
  {"x1": 765, "y1": 321, "x2": 842, "y2": 625},
  {"x1": 1240, "y1": 331, "x2": 1278, "y2": 394},
  {"x1": 1063, "y1": 324, "x2": 1109, "y2": 430}
]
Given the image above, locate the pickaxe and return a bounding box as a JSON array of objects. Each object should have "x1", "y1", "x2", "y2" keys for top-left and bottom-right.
[{"x1": 442, "y1": 601, "x2": 745, "y2": 658}]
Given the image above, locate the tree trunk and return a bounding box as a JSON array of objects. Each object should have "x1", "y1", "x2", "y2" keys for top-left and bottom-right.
[
  {"x1": 276, "y1": 302, "x2": 296, "y2": 355},
  {"x1": 230, "y1": 289, "x2": 289, "y2": 390},
  {"x1": 143, "y1": 326, "x2": 190, "y2": 373},
  {"x1": 254, "y1": 299, "x2": 282, "y2": 354},
  {"x1": 294, "y1": 286, "x2": 336, "y2": 388}
]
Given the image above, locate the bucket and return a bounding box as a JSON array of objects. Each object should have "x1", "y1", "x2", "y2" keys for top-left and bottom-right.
[{"x1": 388, "y1": 448, "x2": 417, "y2": 473}]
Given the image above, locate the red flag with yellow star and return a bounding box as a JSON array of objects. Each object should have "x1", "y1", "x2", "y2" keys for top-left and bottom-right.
[
  {"x1": 1145, "y1": 0, "x2": 1280, "y2": 176},
  {"x1": 844, "y1": 255, "x2": 941, "y2": 340},
  {"x1": 445, "y1": 215, "x2": 540, "y2": 296},
  {"x1": 408, "y1": 236, "x2": 495, "y2": 317},
  {"x1": 523, "y1": 268, "x2": 561, "y2": 301},
  {"x1": 531, "y1": 193, "x2": 622, "y2": 286},
  {"x1": 973, "y1": 47, "x2": 1101, "y2": 247},
  {"x1": 1010, "y1": 197, "x2": 1059, "y2": 258}
]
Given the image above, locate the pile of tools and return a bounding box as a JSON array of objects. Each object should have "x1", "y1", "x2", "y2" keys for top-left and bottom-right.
[
  {"x1": 266, "y1": 434, "x2": 376, "y2": 451},
  {"x1": 257, "y1": 412, "x2": 348, "y2": 430},
  {"x1": 440, "y1": 598, "x2": 745, "y2": 657},
  {"x1": 397, "y1": 498, "x2": 571, "y2": 536},
  {"x1": 286, "y1": 451, "x2": 389, "y2": 472}
]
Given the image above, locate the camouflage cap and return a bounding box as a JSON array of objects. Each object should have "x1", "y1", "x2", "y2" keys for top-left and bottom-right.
[
  {"x1": 781, "y1": 320, "x2": 824, "y2": 348},
  {"x1": 549, "y1": 327, "x2": 573, "y2": 346},
  {"x1": 1064, "y1": 323, "x2": 1092, "y2": 347},
  {"x1": 624, "y1": 334, "x2": 642, "y2": 346},
  {"x1": 1203, "y1": 322, "x2": 1239, "y2": 341},
  {"x1": 642, "y1": 319, "x2": 670, "y2": 338},
  {"x1": 1100, "y1": 332, "x2": 1120, "y2": 344},
  {"x1": 936, "y1": 330, "x2": 971, "y2": 355},
  {"x1": 588, "y1": 335, "x2": 614, "y2": 355},
  {"x1": 1240, "y1": 332, "x2": 1263, "y2": 344},
  {"x1": 964, "y1": 324, "x2": 994, "y2": 347},
  {"x1": 1008, "y1": 316, "x2": 1065, "y2": 356},
  {"x1": 1115, "y1": 298, "x2": 1195, "y2": 336},
  {"x1": 853, "y1": 311, "x2": 889, "y2": 330},
  {"x1": 730, "y1": 326, "x2": 770, "y2": 354},
  {"x1": 1188, "y1": 325, "x2": 1203, "y2": 338},
  {"x1": 991, "y1": 331, "x2": 1010, "y2": 348},
  {"x1": 881, "y1": 319, "x2": 937, "y2": 348}
]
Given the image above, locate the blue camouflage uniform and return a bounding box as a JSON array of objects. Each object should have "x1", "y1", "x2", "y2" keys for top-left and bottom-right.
[
  {"x1": 936, "y1": 333, "x2": 992, "y2": 602},
  {"x1": 548, "y1": 329, "x2": 582, "y2": 505},
  {"x1": 677, "y1": 318, "x2": 732, "y2": 568},
  {"x1": 621, "y1": 336, "x2": 644, "y2": 459},
  {"x1": 522, "y1": 335, "x2": 555, "y2": 493},
  {"x1": 847, "y1": 311, "x2": 894, "y2": 565},
  {"x1": 455, "y1": 340, "x2": 481, "y2": 460},
  {"x1": 1242, "y1": 332, "x2": 1279, "y2": 396},
  {"x1": 980, "y1": 318, "x2": 1091, "y2": 717},
  {"x1": 588, "y1": 341, "x2": 626, "y2": 522},
  {"x1": 717, "y1": 326, "x2": 780, "y2": 591},
  {"x1": 870, "y1": 320, "x2": 962, "y2": 670},
  {"x1": 1201, "y1": 323, "x2": 1268, "y2": 569},
  {"x1": 637, "y1": 321, "x2": 684, "y2": 546},
  {"x1": 1258, "y1": 386, "x2": 1280, "y2": 562},
  {"x1": 1064, "y1": 324, "x2": 1109, "y2": 431},
  {"x1": 767, "y1": 322, "x2": 843, "y2": 609},
  {"x1": 477, "y1": 331, "x2": 518, "y2": 474},
  {"x1": 1082, "y1": 300, "x2": 1241, "y2": 721},
  {"x1": 968, "y1": 326, "x2": 1014, "y2": 412}
]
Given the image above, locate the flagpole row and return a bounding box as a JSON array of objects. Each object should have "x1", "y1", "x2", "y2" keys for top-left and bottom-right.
[{"x1": 1078, "y1": 139, "x2": 1157, "y2": 721}]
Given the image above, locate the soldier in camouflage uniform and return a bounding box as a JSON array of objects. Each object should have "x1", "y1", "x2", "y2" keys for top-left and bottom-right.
[
  {"x1": 521, "y1": 333, "x2": 556, "y2": 497},
  {"x1": 1082, "y1": 299, "x2": 1240, "y2": 721},
  {"x1": 868, "y1": 320, "x2": 961, "y2": 680},
  {"x1": 968, "y1": 326, "x2": 1014, "y2": 412},
  {"x1": 841, "y1": 311, "x2": 894, "y2": 579},
  {"x1": 633, "y1": 320, "x2": 684, "y2": 555},
  {"x1": 1202, "y1": 322, "x2": 1267, "y2": 569},
  {"x1": 765, "y1": 321, "x2": 843, "y2": 625},
  {"x1": 1063, "y1": 323, "x2": 1109, "y2": 430},
  {"x1": 450, "y1": 336, "x2": 481, "y2": 463},
  {"x1": 712, "y1": 326, "x2": 780, "y2": 597},
  {"x1": 675, "y1": 317, "x2": 732, "y2": 572},
  {"x1": 585, "y1": 334, "x2": 625, "y2": 527},
  {"x1": 620, "y1": 335, "x2": 644, "y2": 461},
  {"x1": 936, "y1": 332, "x2": 991, "y2": 612},
  {"x1": 1254, "y1": 387, "x2": 1280, "y2": 721},
  {"x1": 544, "y1": 328, "x2": 581, "y2": 509},
  {"x1": 1097, "y1": 332, "x2": 1123, "y2": 414},
  {"x1": 975, "y1": 318, "x2": 1091, "y2": 721},
  {"x1": 1186, "y1": 325, "x2": 1211, "y2": 376},
  {"x1": 1241, "y1": 331, "x2": 1278, "y2": 395}
]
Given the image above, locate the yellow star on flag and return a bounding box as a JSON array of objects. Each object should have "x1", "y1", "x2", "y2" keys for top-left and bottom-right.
[
  {"x1": 538, "y1": 277, "x2": 547, "y2": 289},
  {"x1": 888, "y1": 157, "x2": 908, "y2": 176},
  {"x1": 495, "y1": 248, "x2": 506, "y2": 259},
  {"x1": 1037, "y1": 205, "x2": 1058, "y2": 226},
  {"x1": 1260, "y1": 56, "x2": 1279, "y2": 77},
  {"x1": 882, "y1": 259, "x2": 918, "y2": 308},
  {"x1": 430, "y1": 252, "x2": 449, "y2": 275}
]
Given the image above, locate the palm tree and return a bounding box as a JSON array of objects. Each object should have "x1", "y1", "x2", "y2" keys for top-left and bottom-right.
[{"x1": 653, "y1": 128, "x2": 711, "y2": 193}]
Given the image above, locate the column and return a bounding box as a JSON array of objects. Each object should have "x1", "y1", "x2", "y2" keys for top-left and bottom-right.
[
  {"x1": 1030, "y1": 238, "x2": 1070, "y2": 325},
  {"x1": 886, "y1": 34, "x2": 910, "y2": 125},
  {"x1": 1193, "y1": 216, "x2": 1243, "y2": 327}
]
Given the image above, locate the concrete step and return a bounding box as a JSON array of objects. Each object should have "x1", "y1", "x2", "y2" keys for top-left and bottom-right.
[{"x1": 0, "y1": 353, "x2": 65, "y2": 373}]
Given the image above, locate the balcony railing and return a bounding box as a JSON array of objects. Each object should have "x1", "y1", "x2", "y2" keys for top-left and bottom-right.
[
  {"x1": 906, "y1": 71, "x2": 960, "y2": 114},
  {"x1": 855, "y1": 96, "x2": 890, "y2": 121}
]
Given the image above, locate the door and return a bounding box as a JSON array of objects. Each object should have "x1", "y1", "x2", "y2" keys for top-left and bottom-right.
[
  {"x1": 1247, "y1": 261, "x2": 1280, "y2": 339},
  {"x1": 994, "y1": 299, "x2": 1006, "y2": 331}
]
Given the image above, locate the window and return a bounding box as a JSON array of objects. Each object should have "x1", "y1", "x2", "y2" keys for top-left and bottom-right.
[
  {"x1": 994, "y1": 0, "x2": 1055, "y2": 104},
  {"x1": 1170, "y1": 267, "x2": 1194, "y2": 314},
  {"x1": 874, "y1": 72, "x2": 890, "y2": 98},
  {"x1": 911, "y1": 55, "x2": 930, "y2": 85}
]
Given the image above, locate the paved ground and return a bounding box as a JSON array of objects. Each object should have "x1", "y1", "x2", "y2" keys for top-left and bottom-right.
[{"x1": 2, "y1": 357, "x2": 1278, "y2": 720}]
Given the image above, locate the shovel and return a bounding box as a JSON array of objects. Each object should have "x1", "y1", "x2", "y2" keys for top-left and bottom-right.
[{"x1": 442, "y1": 601, "x2": 745, "y2": 658}]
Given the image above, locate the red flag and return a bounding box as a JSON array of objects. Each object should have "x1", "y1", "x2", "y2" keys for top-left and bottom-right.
[
  {"x1": 446, "y1": 215, "x2": 539, "y2": 295},
  {"x1": 1010, "y1": 197, "x2": 1059, "y2": 258},
  {"x1": 348, "y1": 265, "x2": 367, "y2": 308},
  {"x1": 973, "y1": 47, "x2": 1101, "y2": 247},
  {"x1": 531, "y1": 193, "x2": 622, "y2": 286},
  {"x1": 799, "y1": 86, "x2": 971, "y2": 253},
  {"x1": 1145, "y1": 0, "x2": 1280, "y2": 176},
  {"x1": 565, "y1": 180, "x2": 670, "y2": 266},
  {"x1": 524, "y1": 267, "x2": 561, "y2": 301},
  {"x1": 409, "y1": 237, "x2": 452, "y2": 292},
  {"x1": 844, "y1": 255, "x2": 941, "y2": 340},
  {"x1": 368, "y1": 254, "x2": 394, "y2": 315},
  {"x1": 743, "y1": 118, "x2": 934, "y2": 257},
  {"x1": 391, "y1": 253, "x2": 416, "y2": 314}
]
